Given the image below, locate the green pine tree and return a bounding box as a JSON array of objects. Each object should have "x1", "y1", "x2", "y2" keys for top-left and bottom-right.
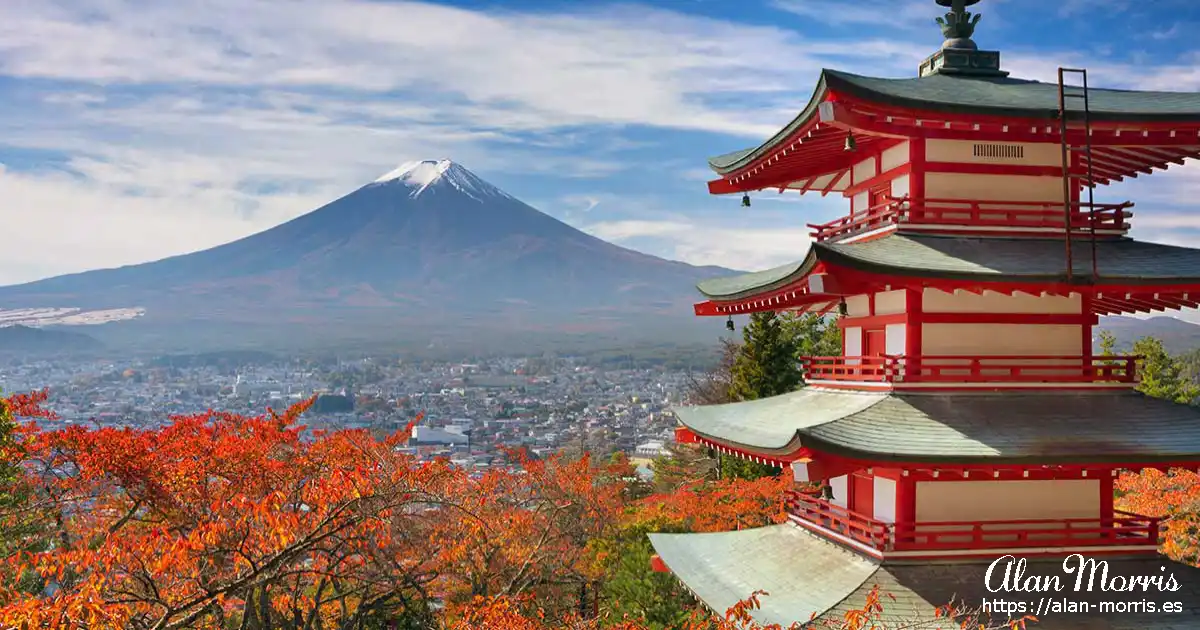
[
  {"x1": 1131, "y1": 336, "x2": 1200, "y2": 404},
  {"x1": 728, "y1": 311, "x2": 802, "y2": 402},
  {"x1": 595, "y1": 518, "x2": 694, "y2": 629},
  {"x1": 1097, "y1": 329, "x2": 1118, "y2": 356},
  {"x1": 721, "y1": 312, "x2": 806, "y2": 480},
  {"x1": 782, "y1": 312, "x2": 843, "y2": 370}
]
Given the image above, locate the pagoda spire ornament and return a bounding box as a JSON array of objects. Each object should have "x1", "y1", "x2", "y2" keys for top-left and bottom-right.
[
  {"x1": 935, "y1": 0, "x2": 982, "y2": 50},
  {"x1": 918, "y1": 0, "x2": 1006, "y2": 78}
]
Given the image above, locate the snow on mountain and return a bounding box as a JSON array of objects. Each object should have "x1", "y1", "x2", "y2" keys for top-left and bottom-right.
[{"x1": 372, "y1": 159, "x2": 514, "y2": 203}]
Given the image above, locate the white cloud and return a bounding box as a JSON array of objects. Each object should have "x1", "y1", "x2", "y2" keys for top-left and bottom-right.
[
  {"x1": 0, "y1": 0, "x2": 854, "y2": 136},
  {"x1": 584, "y1": 219, "x2": 813, "y2": 272},
  {"x1": 3, "y1": 0, "x2": 1200, "y2": 287},
  {"x1": 0, "y1": 0, "x2": 940, "y2": 284},
  {"x1": 771, "y1": 0, "x2": 932, "y2": 28}
]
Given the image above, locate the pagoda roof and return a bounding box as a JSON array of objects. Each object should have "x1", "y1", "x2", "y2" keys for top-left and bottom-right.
[
  {"x1": 674, "y1": 389, "x2": 1200, "y2": 464},
  {"x1": 697, "y1": 234, "x2": 1200, "y2": 300},
  {"x1": 709, "y1": 69, "x2": 1200, "y2": 175},
  {"x1": 650, "y1": 523, "x2": 1200, "y2": 628}
]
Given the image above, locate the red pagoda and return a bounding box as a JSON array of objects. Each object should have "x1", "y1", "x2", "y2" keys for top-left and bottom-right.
[{"x1": 649, "y1": 1, "x2": 1200, "y2": 626}]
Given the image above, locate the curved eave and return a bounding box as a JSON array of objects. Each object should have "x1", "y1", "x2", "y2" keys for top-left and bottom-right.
[
  {"x1": 672, "y1": 388, "x2": 888, "y2": 453},
  {"x1": 695, "y1": 245, "x2": 822, "y2": 301},
  {"x1": 695, "y1": 235, "x2": 1200, "y2": 308},
  {"x1": 649, "y1": 525, "x2": 880, "y2": 627},
  {"x1": 651, "y1": 530, "x2": 1200, "y2": 628},
  {"x1": 706, "y1": 69, "x2": 1200, "y2": 189},
  {"x1": 707, "y1": 71, "x2": 832, "y2": 175},
  {"x1": 675, "y1": 389, "x2": 1200, "y2": 467},
  {"x1": 818, "y1": 235, "x2": 1200, "y2": 286}
]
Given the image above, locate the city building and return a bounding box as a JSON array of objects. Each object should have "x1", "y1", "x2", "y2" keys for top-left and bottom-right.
[
  {"x1": 634, "y1": 440, "x2": 668, "y2": 458},
  {"x1": 650, "y1": 1, "x2": 1200, "y2": 626}
]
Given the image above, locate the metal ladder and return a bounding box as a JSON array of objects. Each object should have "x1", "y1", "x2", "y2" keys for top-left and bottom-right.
[{"x1": 1057, "y1": 67, "x2": 1098, "y2": 282}]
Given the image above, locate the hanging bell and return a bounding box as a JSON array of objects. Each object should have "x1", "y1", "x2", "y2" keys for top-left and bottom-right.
[
  {"x1": 844, "y1": 132, "x2": 857, "y2": 152},
  {"x1": 726, "y1": 316, "x2": 735, "y2": 331},
  {"x1": 741, "y1": 193, "x2": 751, "y2": 207},
  {"x1": 837, "y1": 300, "x2": 849, "y2": 317}
]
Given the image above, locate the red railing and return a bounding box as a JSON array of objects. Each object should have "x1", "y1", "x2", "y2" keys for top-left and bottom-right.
[
  {"x1": 808, "y1": 197, "x2": 1134, "y2": 242},
  {"x1": 893, "y1": 509, "x2": 1161, "y2": 551},
  {"x1": 785, "y1": 492, "x2": 1161, "y2": 554},
  {"x1": 801, "y1": 355, "x2": 1138, "y2": 384},
  {"x1": 785, "y1": 491, "x2": 893, "y2": 550}
]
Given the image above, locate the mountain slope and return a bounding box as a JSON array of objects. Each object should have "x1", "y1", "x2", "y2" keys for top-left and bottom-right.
[
  {"x1": 0, "y1": 160, "x2": 732, "y2": 349},
  {"x1": 0, "y1": 325, "x2": 102, "y2": 355},
  {"x1": 1097, "y1": 316, "x2": 1200, "y2": 352}
]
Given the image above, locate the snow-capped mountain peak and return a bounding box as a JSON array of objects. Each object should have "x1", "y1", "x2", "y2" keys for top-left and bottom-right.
[{"x1": 372, "y1": 159, "x2": 512, "y2": 202}]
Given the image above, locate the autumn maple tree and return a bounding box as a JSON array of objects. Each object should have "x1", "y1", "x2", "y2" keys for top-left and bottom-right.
[
  {"x1": 0, "y1": 388, "x2": 1037, "y2": 629},
  {"x1": 1116, "y1": 467, "x2": 1200, "y2": 566},
  {"x1": 0, "y1": 397, "x2": 465, "y2": 628},
  {"x1": 0, "y1": 393, "x2": 646, "y2": 628}
]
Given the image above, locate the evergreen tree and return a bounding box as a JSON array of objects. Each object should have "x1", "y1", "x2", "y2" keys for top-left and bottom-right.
[
  {"x1": 782, "y1": 312, "x2": 843, "y2": 362},
  {"x1": 721, "y1": 312, "x2": 804, "y2": 480},
  {"x1": 1131, "y1": 336, "x2": 1200, "y2": 404},
  {"x1": 1097, "y1": 329, "x2": 1118, "y2": 356},
  {"x1": 728, "y1": 312, "x2": 802, "y2": 402}
]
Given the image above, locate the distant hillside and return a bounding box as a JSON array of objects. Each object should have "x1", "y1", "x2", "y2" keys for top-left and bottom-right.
[
  {"x1": 0, "y1": 325, "x2": 102, "y2": 355},
  {"x1": 1097, "y1": 316, "x2": 1200, "y2": 352}
]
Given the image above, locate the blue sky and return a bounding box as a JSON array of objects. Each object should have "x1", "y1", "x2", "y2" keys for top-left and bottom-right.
[{"x1": 3, "y1": 0, "x2": 1200, "y2": 287}]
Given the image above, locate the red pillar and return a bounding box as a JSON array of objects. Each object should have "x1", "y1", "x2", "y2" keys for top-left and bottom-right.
[
  {"x1": 1081, "y1": 293, "x2": 1094, "y2": 359},
  {"x1": 894, "y1": 474, "x2": 917, "y2": 549},
  {"x1": 909, "y1": 138, "x2": 926, "y2": 213},
  {"x1": 1099, "y1": 475, "x2": 1118, "y2": 518},
  {"x1": 905, "y1": 287, "x2": 923, "y2": 378}
]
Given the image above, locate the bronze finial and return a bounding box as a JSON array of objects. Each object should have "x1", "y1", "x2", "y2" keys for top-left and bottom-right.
[{"x1": 935, "y1": 0, "x2": 983, "y2": 50}]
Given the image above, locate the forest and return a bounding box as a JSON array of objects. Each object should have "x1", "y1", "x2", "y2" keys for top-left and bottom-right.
[{"x1": 0, "y1": 313, "x2": 1196, "y2": 629}]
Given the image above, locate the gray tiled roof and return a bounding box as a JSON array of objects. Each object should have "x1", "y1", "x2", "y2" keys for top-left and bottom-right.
[
  {"x1": 674, "y1": 388, "x2": 887, "y2": 452},
  {"x1": 828, "y1": 69, "x2": 1200, "y2": 122},
  {"x1": 696, "y1": 259, "x2": 813, "y2": 301},
  {"x1": 676, "y1": 390, "x2": 1200, "y2": 464},
  {"x1": 697, "y1": 235, "x2": 1200, "y2": 300},
  {"x1": 820, "y1": 234, "x2": 1200, "y2": 283},
  {"x1": 652, "y1": 523, "x2": 1200, "y2": 628},
  {"x1": 707, "y1": 69, "x2": 1200, "y2": 174},
  {"x1": 648, "y1": 525, "x2": 879, "y2": 627}
]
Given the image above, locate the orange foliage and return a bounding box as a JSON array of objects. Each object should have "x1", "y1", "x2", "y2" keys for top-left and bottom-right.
[
  {"x1": 0, "y1": 390, "x2": 1032, "y2": 629},
  {"x1": 635, "y1": 474, "x2": 790, "y2": 533},
  {"x1": 0, "y1": 396, "x2": 632, "y2": 628},
  {"x1": 1117, "y1": 467, "x2": 1200, "y2": 565}
]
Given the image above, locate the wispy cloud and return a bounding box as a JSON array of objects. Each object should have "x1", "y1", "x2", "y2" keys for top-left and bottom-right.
[
  {"x1": 0, "y1": 0, "x2": 939, "y2": 284},
  {"x1": 771, "y1": 0, "x2": 932, "y2": 28},
  {"x1": 3, "y1": 0, "x2": 1200, "y2": 287},
  {"x1": 585, "y1": 218, "x2": 814, "y2": 272}
]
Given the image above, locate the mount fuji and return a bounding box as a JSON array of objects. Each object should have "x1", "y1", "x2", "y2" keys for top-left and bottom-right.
[{"x1": 0, "y1": 160, "x2": 734, "y2": 353}]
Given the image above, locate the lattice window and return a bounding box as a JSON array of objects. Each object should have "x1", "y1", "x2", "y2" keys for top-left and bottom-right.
[{"x1": 972, "y1": 143, "x2": 1025, "y2": 159}]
